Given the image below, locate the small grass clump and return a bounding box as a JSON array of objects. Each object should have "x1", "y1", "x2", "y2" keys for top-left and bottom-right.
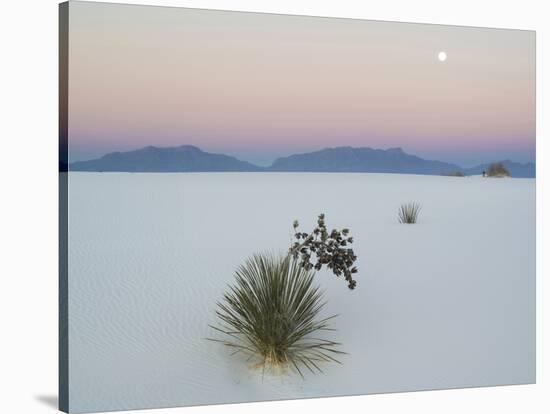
[
  {"x1": 445, "y1": 170, "x2": 465, "y2": 177},
  {"x1": 486, "y1": 162, "x2": 510, "y2": 177},
  {"x1": 398, "y1": 202, "x2": 421, "y2": 224},
  {"x1": 210, "y1": 254, "x2": 343, "y2": 376}
]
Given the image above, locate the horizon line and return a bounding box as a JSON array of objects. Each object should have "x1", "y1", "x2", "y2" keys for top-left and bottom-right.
[{"x1": 68, "y1": 143, "x2": 536, "y2": 169}]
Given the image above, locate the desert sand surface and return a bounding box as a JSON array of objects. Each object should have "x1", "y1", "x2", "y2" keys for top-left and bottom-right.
[{"x1": 67, "y1": 172, "x2": 535, "y2": 413}]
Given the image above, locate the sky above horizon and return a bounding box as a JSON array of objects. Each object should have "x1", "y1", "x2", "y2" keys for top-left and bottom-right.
[{"x1": 67, "y1": 2, "x2": 536, "y2": 167}]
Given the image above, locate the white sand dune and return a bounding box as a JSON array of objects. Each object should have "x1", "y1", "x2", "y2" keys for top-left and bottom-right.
[{"x1": 67, "y1": 173, "x2": 535, "y2": 413}]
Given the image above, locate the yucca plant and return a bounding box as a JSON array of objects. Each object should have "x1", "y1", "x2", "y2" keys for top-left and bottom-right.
[
  {"x1": 210, "y1": 254, "x2": 343, "y2": 377},
  {"x1": 398, "y1": 202, "x2": 421, "y2": 224}
]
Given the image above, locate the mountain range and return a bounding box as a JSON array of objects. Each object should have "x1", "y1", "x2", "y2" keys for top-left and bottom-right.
[
  {"x1": 70, "y1": 145, "x2": 261, "y2": 172},
  {"x1": 69, "y1": 145, "x2": 535, "y2": 178}
]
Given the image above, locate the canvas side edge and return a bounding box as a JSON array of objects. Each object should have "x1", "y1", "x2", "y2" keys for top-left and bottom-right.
[{"x1": 59, "y1": 2, "x2": 69, "y2": 413}]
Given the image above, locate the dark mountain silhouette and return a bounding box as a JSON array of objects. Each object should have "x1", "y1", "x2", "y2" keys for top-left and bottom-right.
[
  {"x1": 463, "y1": 160, "x2": 535, "y2": 178},
  {"x1": 70, "y1": 145, "x2": 262, "y2": 172},
  {"x1": 268, "y1": 146, "x2": 463, "y2": 175},
  {"x1": 69, "y1": 144, "x2": 535, "y2": 177}
]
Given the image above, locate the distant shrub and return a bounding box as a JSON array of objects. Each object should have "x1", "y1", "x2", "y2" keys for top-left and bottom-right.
[
  {"x1": 398, "y1": 202, "x2": 421, "y2": 224},
  {"x1": 210, "y1": 254, "x2": 343, "y2": 376},
  {"x1": 445, "y1": 170, "x2": 465, "y2": 177},
  {"x1": 486, "y1": 162, "x2": 510, "y2": 177}
]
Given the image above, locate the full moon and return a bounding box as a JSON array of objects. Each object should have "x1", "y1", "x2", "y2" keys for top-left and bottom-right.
[{"x1": 438, "y1": 51, "x2": 447, "y2": 62}]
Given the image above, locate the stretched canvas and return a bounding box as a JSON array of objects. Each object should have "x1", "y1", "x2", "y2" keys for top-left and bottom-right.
[{"x1": 59, "y1": 2, "x2": 536, "y2": 413}]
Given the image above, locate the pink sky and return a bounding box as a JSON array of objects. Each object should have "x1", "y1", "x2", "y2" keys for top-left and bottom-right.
[{"x1": 67, "y1": 2, "x2": 535, "y2": 166}]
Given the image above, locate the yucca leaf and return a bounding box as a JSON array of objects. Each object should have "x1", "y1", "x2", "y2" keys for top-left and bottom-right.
[{"x1": 210, "y1": 254, "x2": 343, "y2": 376}]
